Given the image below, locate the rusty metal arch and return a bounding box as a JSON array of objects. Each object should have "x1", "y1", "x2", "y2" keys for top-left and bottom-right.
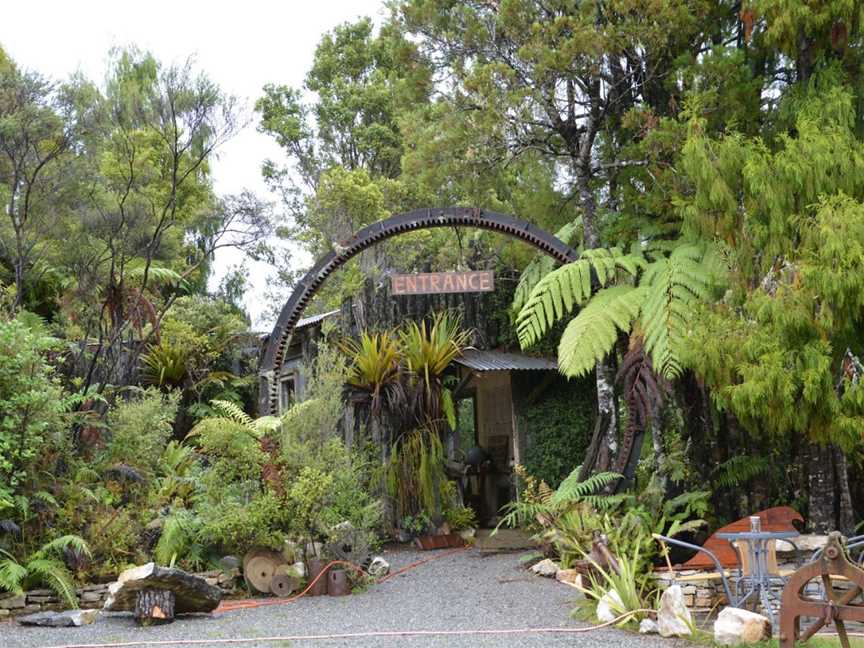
[{"x1": 259, "y1": 206, "x2": 578, "y2": 414}]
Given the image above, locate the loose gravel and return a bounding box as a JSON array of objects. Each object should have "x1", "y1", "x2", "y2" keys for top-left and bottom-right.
[{"x1": 1, "y1": 547, "x2": 689, "y2": 648}]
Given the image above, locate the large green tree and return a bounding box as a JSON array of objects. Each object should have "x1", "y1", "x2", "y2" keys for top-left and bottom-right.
[{"x1": 398, "y1": 0, "x2": 737, "y2": 472}]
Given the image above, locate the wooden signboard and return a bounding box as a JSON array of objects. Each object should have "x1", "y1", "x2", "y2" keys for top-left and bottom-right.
[{"x1": 391, "y1": 271, "x2": 494, "y2": 295}]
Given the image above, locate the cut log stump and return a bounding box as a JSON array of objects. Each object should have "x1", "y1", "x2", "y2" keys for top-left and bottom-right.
[
  {"x1": 104, "y1": 562, "x2": 221, "y2": 626},
  {"x1": 134, "y1": 589, "x2": 175, "y2": 625}
]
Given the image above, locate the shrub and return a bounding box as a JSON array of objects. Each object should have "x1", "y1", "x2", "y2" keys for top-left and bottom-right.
[
  {"x1": 100, "y1": 389, "x2": 180, "y2": 476},
  {"x1": 0, "y1": 317, "x2": 66, "y2": 491},
  {"x1": 518, "y1": 376, "x2": 595, "y2": 488}
]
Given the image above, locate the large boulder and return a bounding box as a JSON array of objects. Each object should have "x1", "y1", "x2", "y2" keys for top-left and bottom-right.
[
  {"x1": 714, "y1": 607, "x2": 772, "y2": 646},
  {"x1": 658, "y1": 584, "x2": 693, "y2": 637},
  {"x1": 104, "y1": 563, "x2": 221, "y2": 616},
  {"x1": 18, "y1": 609, "x2": 99, "y2": 627}
]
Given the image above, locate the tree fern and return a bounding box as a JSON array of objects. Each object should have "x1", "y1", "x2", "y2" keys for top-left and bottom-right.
[
  {"x1": 516, "y1": 248, "x2": 645, "y2": 348},
  {"x1": 512, "y1": 219, "x2": 582, "y2": 314},
  {"x1": 517, "y1": 240, "x2": 724, "y2": 380},
  {"x1": 557, "y1": 285, "x2": 647, "y2": 378},
  {"x1": 641, "y1": 244, "x2": 719, "y2": 378}
]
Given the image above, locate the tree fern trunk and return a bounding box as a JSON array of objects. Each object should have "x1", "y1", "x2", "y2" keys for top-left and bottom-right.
[
  {"x1": 575, "y1": 162, "x2": 619, "y2": 477},
  {"x1": 594, "y1": 359, "x2": 618, "y2": 471},
  {"x1": 807, "y1": 441, "x2": 835, "y2": 533},
  {"x1": 833, "y1": 445, "x2": 855, "y2": 534}
]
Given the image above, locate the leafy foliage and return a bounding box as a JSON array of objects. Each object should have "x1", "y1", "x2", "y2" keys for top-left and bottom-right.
[{"x1": 517, "y1": 243, "x2": 724, "y2": 380}]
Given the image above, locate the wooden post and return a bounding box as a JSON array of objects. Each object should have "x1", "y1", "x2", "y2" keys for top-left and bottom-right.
[{"x1": 134, "y1": 589, "x2": 175, "y2": 625}]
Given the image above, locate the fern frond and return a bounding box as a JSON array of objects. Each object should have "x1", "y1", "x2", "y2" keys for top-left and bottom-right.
[
  {"x1": 551, "y1": 470, "x2": 622, "y2": 506},
  {"x1": 713, "y1": 455, "x2": 771, "y2": 488},
  {"x1": 516, "y1": 248, "x2": 644, "y2": 349},
  {"x1": 640, "y1": 244, "x2": 718, "y2": 379},
  {"x1": 127, "y1": 264, "x2": 185, "y2": 287},
  {"x1": 512, "y1": 220, "x2": 582, "y2": 313},
  {"x1": 25, "y1": 558, "x2": 78, "y2": 608},
  {"x1": 557, "y1": 285, "x2": 646, "y2": 378},
  {"x1": 0, "y1": 554, "x2": 27, "y2": 594},
  {"x1": 155, "y1": 512, "x2": 194, "y2": 566},
  {"x1": 251, "y1": 416, "x2": 283, "y2": 435},
  {"x1": 36, "y1": 535, "x2": 92, "y2": 560},
  {"x1": 209, "y1": 400, "x2": 254, "y2": 428}
]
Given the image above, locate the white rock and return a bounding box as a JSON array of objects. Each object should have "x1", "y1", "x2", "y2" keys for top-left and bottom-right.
[
  {"x1": 293, "y1": 561, "x2": 307, "y2": 578},
  {"x1": 658, "y1": 584, "x2": 693, "y2": 637},
  {"x1": 530, "y1": 558, "x2": 559, "y2": 578},
  {"x1": 367, "y1": 556, "x2": 390, "y2": 578},
  {"x1": 714, "y1": 607, "x2": 772, "y2": 646},
  {"x1": 639, "y1": 618, "x2": 659, "y2": 634},
  {"x1": 596, "y1": 589, "x2": 624, "y2": 623}
]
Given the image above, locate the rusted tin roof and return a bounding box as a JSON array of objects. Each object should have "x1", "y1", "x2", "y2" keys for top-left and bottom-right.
[{"x1": 453, "y1": 349, "x2": 557, "y2": 372}]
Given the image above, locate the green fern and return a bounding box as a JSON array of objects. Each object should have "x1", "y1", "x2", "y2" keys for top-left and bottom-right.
[
  {"x1": 0, "y1": 550, "x2": 27, "y2": 594},
  {"x1": 641, "y1": 245, "x2": 718, "y2": 378},
  {"x1": 155, "y1": 510, "x2": 200, "y2": 566},
  {"x1": 518, "y1": 241, "x2": 724, "y2": 380},
  {"x1": 512, "y1": 219, "x2": 582, "y2": 314},
  {"x1": 209, "y1": 399, "x2": 254, "y2": 428},
  {"x1": 0, "y1": 536, "x2": 91, "y2": 608},
  {"x1": 713, "y1": 455, "x2": 772, "y2": 489},
  {"x1": 551, "y1": 469, "x2": 622, "y2": 506},
  {"x1": 557, "y1": 286, "x2": 647, "y2": 378},
  {"x1": 516, "y1": 247, "x2": 644, "y2": 348}
]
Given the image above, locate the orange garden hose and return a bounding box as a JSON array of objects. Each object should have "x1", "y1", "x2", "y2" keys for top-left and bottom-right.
[
  {"x1": 41, "y1": 610, "x2": 658, "y2": 648},
  {"x1": 37, "y1": 548, "x2": 660, "y2": 648}
]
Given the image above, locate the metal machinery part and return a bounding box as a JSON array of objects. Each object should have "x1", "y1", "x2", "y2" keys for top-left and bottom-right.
[
  {"x1": 259, "y1": 207, "x2": 579, "y2": 415},
  {"x1": 779, "y1": 532, "x2": 864, "y2": 648}
]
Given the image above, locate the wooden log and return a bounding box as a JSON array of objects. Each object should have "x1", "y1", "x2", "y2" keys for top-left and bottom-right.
[{"x1": 134, "y1": 589, "x2": 175, "y2": 626}]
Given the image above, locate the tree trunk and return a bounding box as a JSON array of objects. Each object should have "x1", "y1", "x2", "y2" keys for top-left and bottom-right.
[
  {"x1": 134, "y1": 589, "x2": 175, "y2": 626},
  {"x1": 807, "y1": 442, "x2": 837, "y2": 533},
  {"x1": 575, "y1": 160, "x2": 620, "y2": 477},
  {"x1": 833, "y1": 445, "x2": 855, "y2": 534}
]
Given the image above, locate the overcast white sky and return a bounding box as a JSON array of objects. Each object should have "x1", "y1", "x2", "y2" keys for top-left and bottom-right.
[{"x1": 1, "y1": 0, "x2": 386, "y2": 328}]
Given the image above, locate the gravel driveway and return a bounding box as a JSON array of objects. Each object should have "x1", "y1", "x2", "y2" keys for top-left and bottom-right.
[{"x1": 2, "y1": 547, "x2": 686, "y2": 648}]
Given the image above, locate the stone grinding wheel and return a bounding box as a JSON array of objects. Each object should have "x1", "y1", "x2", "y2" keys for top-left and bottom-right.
[
  {"x1": 243, "y1": 548, "x2": 284, "y2": 594},
  {"x1": 270, "y1": 574, "x2": 299, "y2": 597}
]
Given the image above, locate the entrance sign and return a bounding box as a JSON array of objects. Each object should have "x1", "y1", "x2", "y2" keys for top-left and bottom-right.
[{"x1": 391, "y1": 271, "x2": 494, "y2": 295}]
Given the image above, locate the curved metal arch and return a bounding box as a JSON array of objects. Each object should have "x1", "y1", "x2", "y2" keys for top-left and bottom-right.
[{"x1": 259, "y1": 206, "x2": 578, "y2": 414}]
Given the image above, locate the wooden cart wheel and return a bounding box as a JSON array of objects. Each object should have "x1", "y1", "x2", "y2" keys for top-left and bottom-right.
[
  {"x1": 243, "y1": 548, "x2": 283, "y2": 594},
  {"x1": 780, "y1": 533, "x2": 864, "y2": 648}
]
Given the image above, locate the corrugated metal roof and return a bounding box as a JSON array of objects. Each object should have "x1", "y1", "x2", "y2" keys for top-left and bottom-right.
[
  {"x1": 295, "y1": 309, "x2": 340, "y2": 330},
  {"x1": 454, "y1": 349, "x2": 558, "y2": 372}
]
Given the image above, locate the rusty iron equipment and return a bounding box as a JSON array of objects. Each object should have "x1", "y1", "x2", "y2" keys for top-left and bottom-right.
[{"x1": 779, "y1": 531, "x2": 864, "y2": 648}]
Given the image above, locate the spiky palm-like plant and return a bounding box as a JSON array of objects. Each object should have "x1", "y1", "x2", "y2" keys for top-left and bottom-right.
[
  {"x1": 339, "y1": 331, "x2": 405, "y2": 426},
  {"x1": 0, "y1": 535, "x2": 91, "y2": 608},
  {"x1": 399, "y1": 311, "x2": 472, "y2": 430}
]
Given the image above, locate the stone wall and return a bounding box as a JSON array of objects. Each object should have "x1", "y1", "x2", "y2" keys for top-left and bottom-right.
[
  {"x1": 0, "y1": 569, "x2": 238, "y2": 620},
  {"x1": 0, "y1": 583, "x2": 110, "y2": 619}
]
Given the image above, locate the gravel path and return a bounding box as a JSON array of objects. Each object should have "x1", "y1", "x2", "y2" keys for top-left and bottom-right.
[{"x1": 2, "y1": 547, "x2": 688, "y2": 648}]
